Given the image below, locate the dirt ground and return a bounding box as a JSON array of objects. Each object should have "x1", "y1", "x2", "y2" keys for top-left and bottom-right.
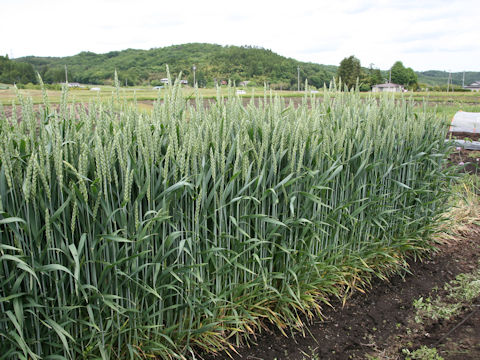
[
  {"x1": 449, "y1": 132, "x2": 480, "y2": 142},
  {"x1": 449, "y1": 142, "x2": 480, "y2": 175}
]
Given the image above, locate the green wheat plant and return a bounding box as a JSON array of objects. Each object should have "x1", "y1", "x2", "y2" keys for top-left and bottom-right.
[{"x1": 0, "y1": 76, "x2": 454, "y2": 359}]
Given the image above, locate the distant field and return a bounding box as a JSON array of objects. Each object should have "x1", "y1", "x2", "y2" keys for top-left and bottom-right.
[
  {"x1": 0, "y1": 85, "x2": 301, "y2": 104},
  {"x1": 1, "y1": 84, "x2": 479, "y2": 118}
]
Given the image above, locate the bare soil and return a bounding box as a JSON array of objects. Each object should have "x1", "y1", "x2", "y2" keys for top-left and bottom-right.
[
  {"x1": 449, "y1": 132, "x2": 480, "y2": 142},
  {"x1": 449, "y1": 149, "x2": 480, "y2": 174}
]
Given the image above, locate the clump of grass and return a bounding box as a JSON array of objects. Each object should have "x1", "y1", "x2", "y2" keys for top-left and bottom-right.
[{"x1": 0, "y1": 76, "x2": 453, "y2": 359}]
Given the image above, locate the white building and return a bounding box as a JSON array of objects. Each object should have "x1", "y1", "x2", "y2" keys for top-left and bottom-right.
[
  {"x1": 464, "y1": 81, "x2": 480, "y2": 92},
  {"x1": 372, "y1": 83, "x2": 404, "y2": 93}
]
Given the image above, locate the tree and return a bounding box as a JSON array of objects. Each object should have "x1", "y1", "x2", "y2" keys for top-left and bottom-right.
[
  {"x1": 405, "y1": 67, "x2": 418, "y2": 88},
  {"x1": 391, "y1": 61, "x2": 408, "y2": 85},
  {"x1": 0, "y1": 55, "x2": 36, "y2": 84},
  {"x1": 309, "y1": 72, "x2": 328, "y2": 89},
  {"x1": 337, "y1": 55, "x2": 361, "y2": 89},
  {"x1": 43, "y1": 66, "x2": 66, "y2": 83},
  {"x1": 390, "y1": 61, "x2": 417, "y2": 88},
  {"x1": 367, "y1": 67, "x2": 383, "y2": 85},
  {"x1": 359, "y1": 65, "x2": 384, "y2": 91},
  {"x1": 11, "y1": 62, "x2": 36, "y2": 83},
  {"x1": 0, "y1": 55, "x2": 13, "y2": 81}
]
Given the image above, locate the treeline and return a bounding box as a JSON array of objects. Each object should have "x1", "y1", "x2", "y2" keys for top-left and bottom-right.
[
  {"x1": 0, "y1": 55, "x2": 36, "y2": 84},
  {"x1": 17, "y1": 43, "x2": 337, "y2": 89},
  {"x1": 417, "y1": 70, "x2": 480, "y2": 87},
  {"x1": 337, "y1": 55, "x2": 384, "y2": 91},
  {"x1": 337, "y1": 56, "x2": 418, "y2": 90},
  {"x1": 9, "y1": 43, "x2": 480, "y2": 89}
]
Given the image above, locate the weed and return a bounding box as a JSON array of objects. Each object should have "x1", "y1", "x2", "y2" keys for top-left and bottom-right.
[
  {"x1": 413, "y1": 297, "x2": 461, "y2": 323},
  {"x1": 414, "y1": 262, "x2": 480, "y2": 324},
  {"x1": 402, "y1": 346, "x2": 444, "y2": 360}
]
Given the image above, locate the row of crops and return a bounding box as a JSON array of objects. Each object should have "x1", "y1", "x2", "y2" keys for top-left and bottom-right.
[{"x1": 0, "y1": 80, "x2": 453, "y2": 359}]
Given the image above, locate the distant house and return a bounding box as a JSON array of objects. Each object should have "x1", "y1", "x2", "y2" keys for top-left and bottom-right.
[
  {"x1": 464, "y1": 81, "x2": 480, "y2": 92},
  {"x1": 67, "y1": 82, "x2": 82, "y2": 88},
  {"x1": 180, "y1": 79, "x2": 188, "y2": 85},
  {"x1": 160, "y1": 78, "x2": 169, "y2": 84},
  {"x1": 372, "y1": 83, "x2": 404, "y2": 93}
]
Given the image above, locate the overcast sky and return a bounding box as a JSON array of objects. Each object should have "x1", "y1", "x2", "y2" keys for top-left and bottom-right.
[{"x1": 2, "y1": 0, "x2": 478, "y2": 72}]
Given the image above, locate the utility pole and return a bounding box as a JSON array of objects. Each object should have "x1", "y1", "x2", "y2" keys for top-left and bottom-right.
[
  {"x1": 389, "y1": 68, "x2": 391, "y2": 83},
  {"x1": 463, "y1": 71, "x2": 465, "y2": 88},
  {"x1": 297, "y1": 66, "x2": 300, "y2": 91},
  {"x1": 447, "y1": 71, "x2": 452, "y2": 92},
  {"x1": 65, "y1": 64, "x2": 68, "y2": 84},
  {"x1": 193, "y1": 65, "x2": 196, "y2": 87}
]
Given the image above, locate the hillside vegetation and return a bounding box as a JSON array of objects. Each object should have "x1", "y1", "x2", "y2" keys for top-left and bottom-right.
[
  {"x1": 0, "y1": 55, "x2": 36, "y2": 84},
  {"x1": 10, "y1": 43, "x2": 480, "y2": 89},
  {"x1": 17, "y1": 43, "x2": 336, "y2": 89},
  {"x1": 417, "y1": 70, "x2": 480, "y2": 87}
]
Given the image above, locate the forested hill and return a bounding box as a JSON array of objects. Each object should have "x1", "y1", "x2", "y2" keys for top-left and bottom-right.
[
  {"x1": 17, "y1": 43, "x2": 337, "y2": 89},
  {"x1": 12, "y1": 43, "x2": 480, "y2": 88},
  {"x1": 416, "y1": 70, "x2": 480, "y2": 87}
]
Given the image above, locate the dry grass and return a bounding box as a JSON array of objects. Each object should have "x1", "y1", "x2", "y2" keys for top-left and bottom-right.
[{"x1": 440, "y1": 175, "x2": 480, "y2": 240}]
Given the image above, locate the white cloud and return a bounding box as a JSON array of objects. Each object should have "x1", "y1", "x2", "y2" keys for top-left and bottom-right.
[{"x1": 1, "y1": 0, "x2": 479, "y2": 71}]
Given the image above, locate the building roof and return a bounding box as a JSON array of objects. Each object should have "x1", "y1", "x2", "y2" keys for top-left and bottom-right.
[
  {"x1": 465, "y1": 81, "x2": 480, "y2": 89},
  {"x1": 372, "y1": 83, "x2": 403, "y2": 88}
]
